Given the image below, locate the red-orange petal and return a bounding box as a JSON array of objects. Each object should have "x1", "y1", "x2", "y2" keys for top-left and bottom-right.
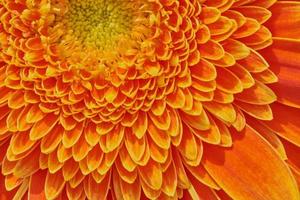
[
  {"x1": 266, "y1": 1, "x2": 300, "y2": 40},
  {"x1": 203, "y1": 125, "x2": 299, "y2": 200}
]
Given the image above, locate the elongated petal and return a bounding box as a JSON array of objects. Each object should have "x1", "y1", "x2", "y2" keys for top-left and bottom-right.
[
  {"x1": 203, "y1": 125, "x2": 299, "y2": 200},
  {"x1": 138, "y1": 159, "x2": 162, "y2": 191},
  {"x1": 261, "y1": 38, "x2": 300, "y2": 108},
  {"x1": 266, "y1": 2, "x2": 300, "y2": 39},
  {"x1": 29, "y1": 170, "x2": 46, "y2": 200},
  {"x1": 45, "y1": 171, "x2": 65, "y2": 200},
  {"x1": 262, "y1": 103, "x2": 300, "y2": 147}
]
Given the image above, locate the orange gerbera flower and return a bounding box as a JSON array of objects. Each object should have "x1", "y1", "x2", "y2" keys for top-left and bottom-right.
[{"x1": 0, "y1": 0, "x2": 300, "y2": 199}]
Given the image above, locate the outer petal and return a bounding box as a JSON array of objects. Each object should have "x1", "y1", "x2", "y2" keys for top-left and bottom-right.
[
  {"x1": 29, "y1": 170, "x2": 46, "y2": 200},
  {"x1": 266, "y1": 1, "x2": 300, "y2": 39},
  {"x1": 260, "y1": 38, "x2": 300, "y2": 108},
  {"x1": 203, "y1": 125, "x2": 299, "y2": 200},
  {"x1": 262, "y1": 103, "x2": 300, "y2": 147}
]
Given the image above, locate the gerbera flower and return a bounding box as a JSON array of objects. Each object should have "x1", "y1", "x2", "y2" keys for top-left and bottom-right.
[{"x1": 0, "y1": 0, "x2": 300, "y2": 199}]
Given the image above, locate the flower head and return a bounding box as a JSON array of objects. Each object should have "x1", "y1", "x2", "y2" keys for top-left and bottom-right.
[{"x1": 0, "y1": 0, "x2": 300, "y2": 199}]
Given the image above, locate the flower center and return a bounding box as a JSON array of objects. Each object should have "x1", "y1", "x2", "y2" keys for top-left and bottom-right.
[
  {"x1": 51, "y1": 0, "x2": 154, "y2": 73},
  {"x1": 64, "y1": 0, "x2": 135, "y2": 50}
]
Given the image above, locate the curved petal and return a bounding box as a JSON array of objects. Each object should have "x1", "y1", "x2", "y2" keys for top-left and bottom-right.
[
  {"x1": 261, "y1": 38, "x2": 300, "y2": 108},
  {"x1": 29, "y1": 170, "x2": 46, "y2": 200},
  {"x1": 265, "y1": 1, "x2": 300, "y2": 39},
  {"x1": 203, "y1": 125, "x2": 299, "y2": 200},
  {"x1": 262, "y1": 103, "x2": 300, "y2": 147}
]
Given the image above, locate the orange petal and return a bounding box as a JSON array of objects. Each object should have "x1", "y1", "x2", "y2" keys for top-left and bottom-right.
[
  {"x1": 188, "y1": 176, "x2": 220, "y2": 200},
  {"x1": 10, "y1": 177, "x2": 29, "y2": 200},
  {"x1": 203, "y1": 101, "x2": 236, "y2": 123},
  {"x1": 10, "y1": 131, "x2": 36, "y2": 155},
  {"x1": 124, "y1": 128, "x2": 146, "y2": 162},
  {"x1": 281, "y1": 139, "x2": 300, "y2": 178},
  {"x1": 13, "y1": 146, "x2": 40, "y2": 178},
  {"x1": 26, "y1": 104, "x2": 47, "y2": 123},
  {"x1": 66, "y1": 183, "x2": 84, "y2": 200},
  {"x1": 231, "y1": 106, "x2": 246, "y2": 131},
  {"x1": 62, "y1": 158, "x2": 79, "y2": 181},
  {"x1": 119, "y1": 145, "x2": 137, "y2": 172},
  {"x1": 190, "y1": 59, "x2": 216, "y2": 82},
  {"x1": 203, "y1": 125, "x2": 300, "y2": 200},
  {"x1": 132, "y1": 111, "x2": 148, "y2": 139},
  {"x1": 96, "y1": 122, "x2": 115, "y2": 136},
  {"x1": 4, "y1": 174, "x2": 22, "y2": 191},
  {"x1": 57, "y1": 144, "x2": 72, "y2": 163},
  {"x1": 119, "y1": 173, "x2": 141, "y2": 200},
  {"x1": 72, "y1": 134, "x2": 91, "y2": 162},
  {"x1": 235, "y1": 81, "x2": 276, "y2": 105},
  {"x1": 0, "y1": 172, "x2": 16, "y2": 200},
  {"x1": 148, "y1": 110, "x2": 171, "y2": 131},
  {"x1": 16, "y1": 105, "x2": 32, "y2": 131},
  {"x1": 30, "y1": 113, "x2": 59, "y2": 140},
  {"x1": 115, "y1": 157, "x2": 137, "y2": 184},
  {"x1": 190, "y1": 114, "x2": 221, "y2": 145},
  {"x1": 181, "y1": 137, "x2": 203, "y2": 167},
  {"x1": 199, "y1": 6, "x2": 221, "y2": 24},
  {"x1": 83, "y1": 172, "x2": 111, "y2": 200},
  {"x1": 235, "y1": 6, "x2": 271, "y2": 24},
  {"x1": 84, "y1": 122, "x2": 99, "y2": 146},
  {"x1": 41, "y1": 125, "x2": 63, "y2": 154},
  {"x1": 247, "y1": 117, "x2": 287, "y2": 160},
  {"x1": 100, "y1": 125, "x2": 124, "y2": 153},
  {"x1": 45, "y1": 171, "x2": 65, "y2": 199},
  {"x1": 214, "y1": 118, "x2": 232, "y2": 147},
  {"x1": 172, "y1": 150, "x2": 190, "y2": 189},
  {"x1": 228, "y1": 63, "x2": 255, "y2": 89},
  {"x1": 235, "y1": 101, "x2": 273, "y2": 121},
  {"x1": 134, "y1": 138, "x2": 151, "y2": 166},
  {"x1": 216, "y1": 67, "x2": 243, "y2": 94},
  {"x1": 166, "y1": 88, "x2": 186, "y2": 109},
  {"x1": 177, "y1": 123, "x2": 198, "y2": 161},
  {"x1": 266, "y1": 2, "x2": 300, "y2": 39},
  {"x1": 238, "y1": 49, "x2": 269, "y2": 73},
  {"x1": 69, "y1": 170, "x2": 84, "y2": 188},
  {"x1": 180, "y1": 109, "x2": 210, "y2": 131},
  {"x1": 7, "y1": 91, "x2": 25, "y2": 109},
  {"x1": 261, "y1": 38, "x2": 300, "y2": 108},
  {"x1": 147, "y1": 119, "x2": 171, "y2": 150},
  {"x1": 251, "y1": 0, "x2": 276, "y2": 8},
  {"x1": 199, "y1": 40, "x2": 224, "y2": 60},
  {"x1": 140, "y1": 174, "x2": 161, "y2": 199},
  {"x1": 222, "y1": 39, "x2": 250, "y2": 60},
  {"x1": 166, "y1": 108, "x2": 181, "y2": 137},
  {"x1": 138, "y1": 159, "x2": 163, "y2": 190},
  {"x1": 59, "y1": 115, "x2": 76, "y2": 131},
  {"x1": 29, "y1": 170, "x2": 46, "y2": 200},
  {"x1": 185, "y1": 163, "x2": 220, "y2": 190},
  {"x1": 62, "y1": 121, "x2": 84, "y2": 148},
  {"x1": 252, "y1": 69, "x2": 278, "y2": 84},
  {"x1": 151, "y1": 100, "x2": 166, "y2": 116},
  {"x1": 148, "y1": 133, "x2": 168, "y2": 164},
  {"x1": 262, "y1": 103, "x2": 300, "y2": 147},
  {"x1": 233, "y1": 18, "x2": 260, "y2": 39},
  {"x1": 161, "y1": 161, "x2": 177, "y2": 197},
  {"x1": 86, "y1": 145, "x2": 103, "y2": 172},
  {"x1": 6, "y1": 108, "x2": 22, "y2": 132}
]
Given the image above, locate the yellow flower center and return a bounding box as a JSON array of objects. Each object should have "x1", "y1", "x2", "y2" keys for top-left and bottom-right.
[
  {"x1": 64, "y1": 0, "x2": 135, "y2": 50},
  {"x1": 52, "y1": 0, "x2": 153, "y2": 73}
]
